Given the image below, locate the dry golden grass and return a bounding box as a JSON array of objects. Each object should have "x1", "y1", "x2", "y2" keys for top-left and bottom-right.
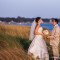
[
  {"x1": 0, "y1": 24, "x2": 60, "y2": 60},
  {"x1": 0, "y1": 24, "x2": 30, "y2": 38},
  {"x1": 0, "y1": 40, "x2": 28, "y2": 60},
  {"x1": 0, "y1": 24, "x2": 30, "y2": 60}
]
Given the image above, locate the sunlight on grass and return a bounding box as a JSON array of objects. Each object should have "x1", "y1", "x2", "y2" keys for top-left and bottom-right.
[{"x1": 0, "y1": 24, "x2": 60, "y2": 60}]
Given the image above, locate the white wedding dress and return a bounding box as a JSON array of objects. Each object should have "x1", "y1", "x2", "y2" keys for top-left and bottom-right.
[{"x1": 28, "y1": 27, "x2": 49, "y2": 60}]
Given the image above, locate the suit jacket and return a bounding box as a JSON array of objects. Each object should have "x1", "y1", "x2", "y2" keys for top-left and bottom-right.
[{"x1": 50, "y1": 24, "x2": 60, "y2": 47}]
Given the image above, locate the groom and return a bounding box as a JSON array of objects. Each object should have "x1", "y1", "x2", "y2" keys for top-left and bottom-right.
[{"x1": 50, "y1": 19, "x2": 60, "y2": 60}]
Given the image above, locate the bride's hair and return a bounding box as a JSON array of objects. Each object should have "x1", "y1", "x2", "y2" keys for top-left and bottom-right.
[
  {"x1": 29, "y1": 17, "x2": 41, "y2": 40},
  {"x1": 35, "y1": 17, "x2": 41, "y2": 23}
]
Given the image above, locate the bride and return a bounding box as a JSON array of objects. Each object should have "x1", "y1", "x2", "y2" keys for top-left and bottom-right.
[{"x1": 28, "y1": 17, "x2": 49, "y2": 60}]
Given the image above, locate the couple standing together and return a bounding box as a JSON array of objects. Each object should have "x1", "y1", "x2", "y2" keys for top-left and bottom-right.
[{"x1": 28, "y1": 17, "x2": 60, "y2": 60}]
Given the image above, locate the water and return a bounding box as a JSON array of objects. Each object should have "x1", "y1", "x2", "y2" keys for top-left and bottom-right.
[
  {"x1": 41, "y1": 23, "x2": 54, "y2": 30},
  {"x1": 17, "y1": 23, "x2": 60, "y2": 30},
  {"x1": 9, "y1": 23, "x2": 60, "y2": 31}
]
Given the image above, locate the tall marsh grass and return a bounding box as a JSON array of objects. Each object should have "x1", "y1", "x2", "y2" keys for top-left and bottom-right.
[
  {"x1": 0, "y1": 24, "x2": 60, "y2": 60},
  {"x1": 0, "y1": 24, "x2": 30, "y2": 60}
]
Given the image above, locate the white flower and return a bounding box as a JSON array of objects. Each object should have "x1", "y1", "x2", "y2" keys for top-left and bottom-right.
[{"x1": 43, "y1": 30, "x2": 49, "y2": 35}]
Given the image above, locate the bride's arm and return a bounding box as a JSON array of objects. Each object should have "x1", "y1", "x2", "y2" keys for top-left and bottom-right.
[{"x1": 34, "y1": 25, "x2": 42, "y2": 35}]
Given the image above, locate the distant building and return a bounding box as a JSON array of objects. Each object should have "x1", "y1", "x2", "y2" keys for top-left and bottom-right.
[{"x1": 50, "y1": 19, "x2": 52, "y2": 23}]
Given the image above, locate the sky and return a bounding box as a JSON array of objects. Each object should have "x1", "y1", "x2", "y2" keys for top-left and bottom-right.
[{"x1": 0, "y1": 0, "x2": 60, "y2": 18}]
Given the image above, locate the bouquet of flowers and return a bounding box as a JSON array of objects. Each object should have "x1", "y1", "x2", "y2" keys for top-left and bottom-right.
[
  {"x1": 42, "y1": 28, "x2": 51, "y2": 40},
  {"x1": 43, "y1": 30, "x2": 49, "y2": 35}
]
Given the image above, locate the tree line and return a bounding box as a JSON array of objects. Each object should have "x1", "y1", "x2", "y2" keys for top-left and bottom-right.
[{"x1": 0, "y1": 16, "x2": 60, "y2": 23}]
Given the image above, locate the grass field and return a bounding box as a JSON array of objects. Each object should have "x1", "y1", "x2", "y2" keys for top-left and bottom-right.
[{"x1": 0, "y1": 24, "x2": 60, "y2": 60}]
